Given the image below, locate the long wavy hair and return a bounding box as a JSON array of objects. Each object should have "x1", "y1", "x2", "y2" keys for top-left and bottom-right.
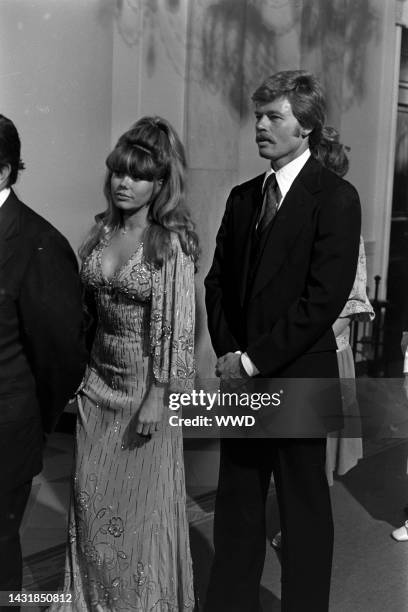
[
  {"x1": 79, "y1": 116, "x2": 199, "y2": 267},
  {"x1": 311, "y1": 126, "x2": 350, "y2": 178}
]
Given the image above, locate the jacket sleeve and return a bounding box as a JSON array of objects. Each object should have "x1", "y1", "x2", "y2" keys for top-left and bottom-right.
[
  {"x1": 204, "y1": 189, "x2": 241, "y2": 357},
  {"x1": 150, "y1": 237, "x2": 195, "y2": 392},
  {"x1": 19, "y1": 229, "x2": 87, "y2": 433},
  {"x1": 247, "y1": 182, "x2": 362, "y2": 375}
]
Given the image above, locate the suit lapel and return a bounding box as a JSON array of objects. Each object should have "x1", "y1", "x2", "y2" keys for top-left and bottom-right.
[
  {"x1": 249, "y1": 156, "x2": 322, "y2": 300},
  {"x1": 0, "y1": 191, "x2": 21, "y2": 273},
  {"x1": 234, "y1": 175, "x2": 264, "y2": 306}
]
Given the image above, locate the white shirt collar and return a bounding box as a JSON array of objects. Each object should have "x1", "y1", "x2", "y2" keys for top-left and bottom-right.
[
  {"x1": 263, "y1": 149, "x2": 311, "y2": 203},
  {"x1": 0, "y1": 188, "x2": 10, "y2": 209}
]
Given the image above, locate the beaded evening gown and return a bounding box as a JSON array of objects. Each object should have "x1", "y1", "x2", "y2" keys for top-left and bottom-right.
[{"x1": 53, "y1": 234, "x2": 196, "y2": 611}]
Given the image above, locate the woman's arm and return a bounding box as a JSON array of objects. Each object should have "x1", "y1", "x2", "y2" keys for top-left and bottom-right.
[
  {"x1": 332, "y1": 316, "x2": 352, "y2": 338},
  {"x1": 125, "y1": 237, "x2": 195, "y2": 441},
  {"x1": 332, "y1": 237, "x2": 374, "y2": 343}
]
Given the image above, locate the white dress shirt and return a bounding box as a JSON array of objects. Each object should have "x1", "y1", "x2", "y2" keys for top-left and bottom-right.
[
  {"x1": 262, "y1": 148, "x2": 311, "y2": 207},
  {"x1": 0, "y1": 187, "x2": 10, "y2": 209},
  {"x1": 241, "y1": 149, "x2": 311, "y2": 376}
]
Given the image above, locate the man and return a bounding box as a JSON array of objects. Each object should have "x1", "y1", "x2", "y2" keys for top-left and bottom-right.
[
  {"x1": 204, "y1": 71, "x2": 361, "y2": 611},
  {"x1": 0, "y1": 114, "x2": 86, "y2": 598}
]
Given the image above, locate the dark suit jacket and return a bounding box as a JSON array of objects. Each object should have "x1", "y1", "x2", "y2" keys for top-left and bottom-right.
[
  {"x1": 0, "y1": 190, "x2": 86, "y2": 490},
  {"x1": 205, "y1": 156, "x2": 361, "y2": 434}
]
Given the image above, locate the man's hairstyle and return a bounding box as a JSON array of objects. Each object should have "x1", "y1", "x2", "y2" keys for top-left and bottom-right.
[
  {"x1": 0, "y1": 114, "x2": 25, "y2": 186},
  {"x1": 313, "y1": 126, "x2": 349, "y2": 177},
  {"x1": 252, "y1": 70, "x2": 326, "y2": 148}
]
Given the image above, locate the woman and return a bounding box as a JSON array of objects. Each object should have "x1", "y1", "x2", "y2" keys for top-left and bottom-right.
[
  {"x1": 325, "y1": 234, "x2": 374, "y2": 485},
  {"x1": 54, "y1": 117, "x2": 199, "y2": 610},
  {"x1": 271, "y1": 127, "x2": 374, "y2": 549}
]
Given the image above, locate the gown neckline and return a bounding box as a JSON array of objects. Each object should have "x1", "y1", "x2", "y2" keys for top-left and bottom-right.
[{"x1": 99, "y1": 236, "x2": 144, "y2": 284}]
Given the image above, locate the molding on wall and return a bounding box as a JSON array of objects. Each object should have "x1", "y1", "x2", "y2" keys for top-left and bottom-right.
[
  {"x1": 374, "y1": 23, "x2": 401, "y2": 299},
  {"x1": 364, "y1": 240, "x2": 376, "y2": 257},
  {"x1": 363, "y1": 240, "x2": 377, "y2": 298}
]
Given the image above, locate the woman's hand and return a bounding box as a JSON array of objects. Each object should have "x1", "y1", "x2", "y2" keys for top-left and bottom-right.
[
  {"x1": 121, "y1": 385, "x2": 164, "y2": 450},
  {"x1": 136, "y1": 392, "x2": 164, "y2": 436}
]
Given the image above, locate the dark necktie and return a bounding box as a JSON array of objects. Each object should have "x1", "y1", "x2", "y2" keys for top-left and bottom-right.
[{"x1": 257, "y1": 173, "x2": 281, "y2": 235}]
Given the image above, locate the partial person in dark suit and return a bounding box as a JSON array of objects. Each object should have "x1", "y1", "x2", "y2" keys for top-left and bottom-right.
[
  {"x1": 204, "y1": 71, "x2": 361, "y2": 611},
  {"x1": 0, "y1": 114, "x2": 86, "y2": 600}
]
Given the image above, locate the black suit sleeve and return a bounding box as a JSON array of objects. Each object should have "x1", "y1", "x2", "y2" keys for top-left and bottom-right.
[
  {"x1": 247, "y1": 182, "x2": 361, "y2": 375},
  {"x1": 205, "y1": 189, "x2": 241, "y2": 357},
  {"x1": 19, "y1": 229, "x2": 87, "y2": 433}
]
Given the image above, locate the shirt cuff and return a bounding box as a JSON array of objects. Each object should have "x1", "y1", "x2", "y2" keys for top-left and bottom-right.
[
  {"x1": 241, "y1": 352, "x2": 259, "y2": 377},
  {"x1": 404, "y1": 349, "x2": 408, "y2": 374}
]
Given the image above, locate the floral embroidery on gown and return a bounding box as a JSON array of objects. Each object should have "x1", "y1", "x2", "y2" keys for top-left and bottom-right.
[
  {"x1": 52, "y1": 234, "x2": 196, "y2": 611},
  {"x1": 326, "y1": 236, "x2": 375, "y2": 484}
]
